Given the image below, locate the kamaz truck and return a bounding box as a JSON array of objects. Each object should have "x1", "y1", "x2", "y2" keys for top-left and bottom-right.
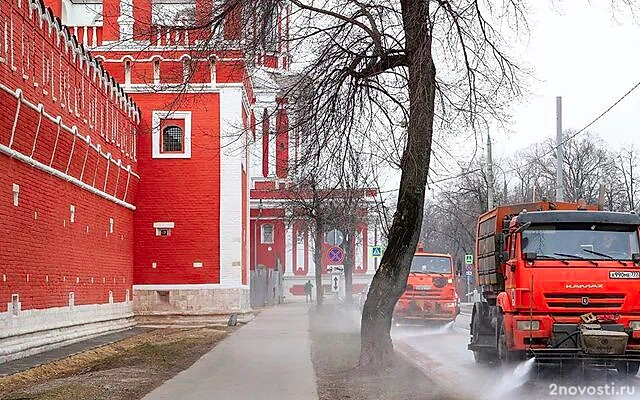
[
  {"x1": 468, "y1": 201, "x2": 640, "y2": 375},
  {"x1": 394, "y1": 247, "x2": 460, "y2": 324}
]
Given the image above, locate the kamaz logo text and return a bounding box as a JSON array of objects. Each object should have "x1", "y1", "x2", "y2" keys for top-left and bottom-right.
[{"x1": 565, "y1": 284, "x2": 604, "y2": 289}]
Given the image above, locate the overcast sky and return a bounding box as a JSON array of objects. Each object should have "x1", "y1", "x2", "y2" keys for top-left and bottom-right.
[{"x1": 488, "y1": 1, "x2": 640, "y2": 160}]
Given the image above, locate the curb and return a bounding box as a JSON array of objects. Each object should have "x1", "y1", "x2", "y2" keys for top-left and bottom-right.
[{"x1": 395, "y1": 340, "x2": 475, "y2": 399}]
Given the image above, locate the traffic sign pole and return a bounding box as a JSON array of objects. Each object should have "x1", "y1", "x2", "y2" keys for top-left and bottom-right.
[{"x1": 464, "y1": 254, "x2": 473, "y2": 296}]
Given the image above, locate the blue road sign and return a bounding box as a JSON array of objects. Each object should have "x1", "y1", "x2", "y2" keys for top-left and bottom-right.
[
  {"x1": 327, "y1": 246, "x2": 345, "y2": 264},
  {"x1": 371, "y1": 246, "x2": 383, "y2": 258}
]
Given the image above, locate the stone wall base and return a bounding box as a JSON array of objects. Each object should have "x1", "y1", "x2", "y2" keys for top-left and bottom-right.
[
  {"x1": 0, "y1": 302, "x2": 135, "y2": 364},
  {"x1": 133, "y1": 286, "x2": 252, "y2": 327}
]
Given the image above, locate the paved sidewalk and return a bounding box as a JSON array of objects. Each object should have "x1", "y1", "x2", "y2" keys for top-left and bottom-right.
[{"x1": 143, "y1": 302, "x2": 318, "y2": 400}]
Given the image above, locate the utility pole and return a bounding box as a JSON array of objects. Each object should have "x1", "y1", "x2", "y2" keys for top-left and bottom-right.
[
  {"x1": 486, "y1": 132, "x2": 494, "y2": 210},
  {"x1": 556, "y1": 96, "x2": 565, "y2": 201},
  {"x1": 630, "y1": 153, "x2": 635, "y2": 211}
]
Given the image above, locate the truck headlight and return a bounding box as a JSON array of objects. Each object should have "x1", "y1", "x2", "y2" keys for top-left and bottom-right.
[
  {"x1": 516, "y1": 320, "x2": 540, "y2": 331},
  {"x1": 447, "y1": 278, "x2": 453, "y2": 284},
  {"x1": 445, "y1": 302, "x2": 456, "y2": 308},
  {"x1": 630, "y1": 321, "x2": 640, "y2": 330}
]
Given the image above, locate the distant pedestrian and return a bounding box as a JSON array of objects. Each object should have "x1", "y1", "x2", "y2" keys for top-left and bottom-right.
[{"x1": 304, "y1": 280, "x2": 314, "y2": 303}]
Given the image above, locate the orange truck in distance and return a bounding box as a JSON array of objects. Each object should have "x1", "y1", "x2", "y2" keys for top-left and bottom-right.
[
  {"x1": 393, "y1": 246, "x2": 460, "y2": 324},
  {"x1": 468, "y1": 201, "x2": 640, "y2": 375}
]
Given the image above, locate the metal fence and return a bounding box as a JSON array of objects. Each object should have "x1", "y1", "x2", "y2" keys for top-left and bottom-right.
[{"x1": 250, "y1": 263, "x2": 283, "y2": 308}]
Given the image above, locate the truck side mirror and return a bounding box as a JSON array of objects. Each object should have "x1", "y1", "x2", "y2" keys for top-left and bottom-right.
[
  {"x1": 524, "y1": 252, "x2": 537, "y2": 262},
  {"x1": 502, "y1": 251, "x2": 510, "y2": 263},
  {"x1": 633, "y1": 253, "x2": 640, "y2": 264}
]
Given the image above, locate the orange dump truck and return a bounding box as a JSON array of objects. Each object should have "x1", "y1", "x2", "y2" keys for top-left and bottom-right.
[
  {"x1": 468, "y1": 201, "x2": 640, "y2": 374},
  {"x1": 394, "y1": 246, "x2": 460, "y2": 324}
]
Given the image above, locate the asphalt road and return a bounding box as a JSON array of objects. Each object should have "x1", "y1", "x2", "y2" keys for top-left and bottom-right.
[{"x1": 393, "y1": 314, "x2": 640, "y2": 400}]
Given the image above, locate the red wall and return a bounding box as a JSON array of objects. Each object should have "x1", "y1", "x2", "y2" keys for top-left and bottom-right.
[
  {"x1": 132, "y1": 93, "x2": 222, "y2": 285},
  {"x1": 0, "y1": 157, "x2": 134, "y2": 312},
  {"x1": 0, "y1": 0, "x2": 138, "y2": 312}
]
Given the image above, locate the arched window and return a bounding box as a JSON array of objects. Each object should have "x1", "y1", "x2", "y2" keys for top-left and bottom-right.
[{"x1": 162, "y1": 125, "x2": 183, "y2": 152}]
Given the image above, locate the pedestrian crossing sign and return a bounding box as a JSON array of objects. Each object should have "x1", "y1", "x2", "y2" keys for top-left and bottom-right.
[{"x1": 371, "y1": 246, "x2": 383, "y2": 258}]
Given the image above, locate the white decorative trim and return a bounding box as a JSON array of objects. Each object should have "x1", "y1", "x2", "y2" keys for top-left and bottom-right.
[
  {"x1": 1, "y1": 144, "x2": 136, "y2": 210},
  {"x1": 260, "y1": 223, "x2": 275, "y2": 244},
  {"x1": 0, "y1": 83, "x2": 139, "y2": 177},
  {"x1": 124, "y1": 83, "x2": 220, "y2": 94},
  {"x1": 151, "y1": 110, "x2": 192, "y2": 159},
  {"x1": 152, "y1": 221, "x2": 175, "y2": 229}
]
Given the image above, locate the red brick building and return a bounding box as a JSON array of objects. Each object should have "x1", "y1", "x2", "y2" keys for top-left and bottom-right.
[{"x1": 1, "y1": 0, "x2": 380, "y2": 362}]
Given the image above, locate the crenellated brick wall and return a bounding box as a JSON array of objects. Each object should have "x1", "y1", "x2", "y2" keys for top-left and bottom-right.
[{"x1": 0, "y1": 0, "x2": 139, "y2": 358}]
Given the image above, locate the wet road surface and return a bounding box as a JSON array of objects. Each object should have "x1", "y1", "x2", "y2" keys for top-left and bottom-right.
[{"x1": 393, "y1": 316, "x2": 640, "y2": 400}]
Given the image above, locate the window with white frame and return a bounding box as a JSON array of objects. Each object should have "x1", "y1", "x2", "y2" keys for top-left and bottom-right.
[
  {"x1": 261, "y1": 224, "x2": 274, "y2": 244},
  {"x1": 152, "y1": 111, "x2": 192, "y2": 159}
]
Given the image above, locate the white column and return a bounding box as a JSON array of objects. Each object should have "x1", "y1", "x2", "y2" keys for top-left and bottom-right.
[
  {"x1": 249, "y1": 108, "x2": 263, "y2": 183},
  {"x1": 219, "y1": 87, "x2": 245, "y2": 287},
  {"x1": 355, "y1": 229, "x2": 363, "y2": 271},
  {"x1": 268, "y1": 108, "x2": 277, "y2": 177},
  {"x1": 307, "y1": 232, "x2": 316, "y2": 277},
  {"x1": 284, "y1": 224, "x2": 293, "y2": 277},
  {"x1": 117, "y1": 0, "x2": 134, "y2": 42}
]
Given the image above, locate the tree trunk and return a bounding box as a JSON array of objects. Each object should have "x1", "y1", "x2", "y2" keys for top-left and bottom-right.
[
  {"x1": 359, "y1": 0, "x2": 436, "y2": 369},
  {"x1": 314, "y1": 217, "x2": 324, "y2": 308}
]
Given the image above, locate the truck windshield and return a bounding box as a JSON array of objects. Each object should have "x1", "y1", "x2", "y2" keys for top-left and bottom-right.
[
  {"x1": 410, "y1": 256, "x2": 452, "y2": 274},
  {"x1": 521, "y1": 223, "x2": 640, "y2": 261}
]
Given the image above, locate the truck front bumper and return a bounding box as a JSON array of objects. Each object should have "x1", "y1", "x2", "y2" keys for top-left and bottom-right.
[
  {"x1": 530, "y1": 348, "x2": 640, "y2": 365},
  {"x1": 394, "y1": 298, "x2": 459, "y2": 322}
]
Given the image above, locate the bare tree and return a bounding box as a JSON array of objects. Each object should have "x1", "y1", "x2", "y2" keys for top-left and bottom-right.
[
  {"x1": 281, "y1": 0, "x2": 528, "y2": 368},
  {"x1": 613, "y1": 146, "x2": 640, "y2": 211}
]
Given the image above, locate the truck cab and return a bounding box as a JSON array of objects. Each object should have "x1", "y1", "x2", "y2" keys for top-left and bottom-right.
[
  {"x1": 468, "y1": 201, "x2": 640, "y2": 375},
  {"x1": 394, "y1": 248, "x2": 460, "y2": 324}
]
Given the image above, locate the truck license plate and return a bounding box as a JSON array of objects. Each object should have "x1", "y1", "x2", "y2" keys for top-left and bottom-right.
[
  {"x1": 609, "y1": 271, "x2": 640, "y2": 279},
  {"x1": 415, "y1": 285, "x2": 431, "y2": 290}
]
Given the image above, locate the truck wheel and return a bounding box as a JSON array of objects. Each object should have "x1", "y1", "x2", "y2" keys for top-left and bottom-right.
[
  {"x1": 471, "y1": 305, "x2": 496, "y2": 364},
  {"x1": 473, "y1": 350, "x2": 494, "y2": 364},
  {"x1": 497, "y1": 316, "x2": 522, "y2": 364},
  {"x1": 617, "y1": 361, "x2": 640, "y2": 376}
]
